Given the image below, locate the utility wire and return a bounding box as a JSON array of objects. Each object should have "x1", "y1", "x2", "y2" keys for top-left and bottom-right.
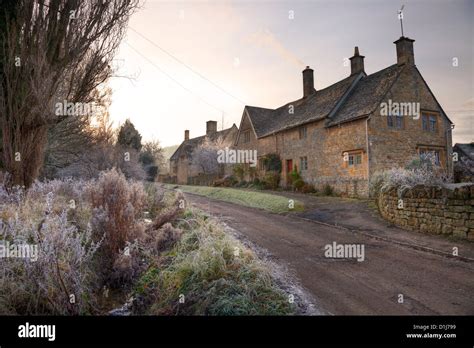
[
  {"x1": 125, "y1": 41, "x2": 225, "y2": 114},
  {"x1": 128, "y1": 26, "x2": 246, "y2": 105}
]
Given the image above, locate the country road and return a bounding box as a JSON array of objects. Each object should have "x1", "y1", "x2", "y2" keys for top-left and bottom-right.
[{"x1": 184, "y1": 192, "x2": 474, "y2": 315}]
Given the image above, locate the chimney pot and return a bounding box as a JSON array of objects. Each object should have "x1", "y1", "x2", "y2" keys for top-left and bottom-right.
[
  {"x1": 349, "y1": 46, "x2": 365, "y2": 75},
  {"x1": 302, "y1": 66, "x2": 316, "y2": 98},
  {"x1": 184, "y1": 130, "x2": 189, "y2": 141},
  {"x1": 394, "y1": 36, "x2": 415, "y2": 66},
  {"x1": 206, "y1": 120, "x2": 217, "y2": 135}
]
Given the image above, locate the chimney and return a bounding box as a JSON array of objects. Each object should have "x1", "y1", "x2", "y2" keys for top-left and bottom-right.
[
  {"x1": 394, "y1": 36, "x2": 415, "y2": 66},
  {"x1": 206, "y1": 120, "x2": 217, "y2": 135},
  {"x1": 349, "y1": 46, "x2": 365, "y2": 75},
  {"x1": 184, "y1": 130, "x2": 189, "y2": 141},
  {"x1": 302, "y1": 66, "x2": 316, "y2": 98}
]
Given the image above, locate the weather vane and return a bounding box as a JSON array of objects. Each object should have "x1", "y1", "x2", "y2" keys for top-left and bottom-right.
[{"x1": 398, "y1": 5, "x2": 405, "y2": 37}]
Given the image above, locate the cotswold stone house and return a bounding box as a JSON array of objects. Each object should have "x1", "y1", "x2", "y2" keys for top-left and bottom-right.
[
  {"x1": 234, "y1": 36, "x2": 454, "y2": 197},
  {"x1": 170, "y1": 121, "x2": 238, "y2": 184}
]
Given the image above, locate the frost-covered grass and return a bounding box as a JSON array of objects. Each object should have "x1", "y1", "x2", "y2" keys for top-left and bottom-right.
[
  {"x1": 133, "y1": 208, "x2": 297, "y2": 315},
  {"x1": 164, "y1": 184, "x2": 304, "y2": 213}
]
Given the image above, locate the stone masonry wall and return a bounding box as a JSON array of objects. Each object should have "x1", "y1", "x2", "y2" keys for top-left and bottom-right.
[
  {"x1": 368, "y1": 64, "x2": 453, "y2": 177},
  {"x1": 376, "y1": 184, "x2": 474, "y2": 240}
]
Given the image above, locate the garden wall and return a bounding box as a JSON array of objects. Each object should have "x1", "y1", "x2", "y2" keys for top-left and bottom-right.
[{"x1": 376, "y1": 184, "x2": 474, "y2": 240}]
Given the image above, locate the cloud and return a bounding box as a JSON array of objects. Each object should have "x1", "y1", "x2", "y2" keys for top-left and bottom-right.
[{"x1": 247, "y1": 28, "x2": 305, "y2": 68}]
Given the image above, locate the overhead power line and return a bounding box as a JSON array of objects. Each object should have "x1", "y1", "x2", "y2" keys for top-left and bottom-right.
[
  {"x1": 128, "y1": 26, "x2": 246, "y2": 105},
  {"x1": 125, "y1": 41, "x2": 225, "y2": 114}
]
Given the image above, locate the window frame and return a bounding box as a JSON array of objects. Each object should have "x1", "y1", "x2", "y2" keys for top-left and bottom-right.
[
  {"x1": 387, "y1": 114, "x2": 404, "y2": 129},
  {"x1": 299, "y1": 126, "x2": 307, "y2": 140},
  {"x1": 300, "y1": 156, "x2": 308, "y2": 171},
  {"x1": 346, "y1": 151, "x2": 363, "y2": 167},
  {"x1": 421, "y1": 111, "x2": 439, "y2": 133},
  {"x1": 242, "y1": 130, "x2": 251, "y2": 143}
]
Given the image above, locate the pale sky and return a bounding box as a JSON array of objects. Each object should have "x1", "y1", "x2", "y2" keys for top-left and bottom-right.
[{"x1": 109, "y1": 0, "x2": 473, "y2": 147}]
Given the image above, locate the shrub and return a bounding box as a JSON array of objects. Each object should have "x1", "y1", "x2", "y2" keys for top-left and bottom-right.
[
  {"x1": 232, "y1": 164, "x2": 245, "y2": 181},
  {"x1": 293, "y1": 179, "x2": 305, "y2": 192},
  {"x1": 248, "y1": 166, "x2": 257, "y2": 181},
  {"x1": 289, "y1": 165, "x2": 301, "y2": 187},
  {"x1": 370, "y1": 153, "x2": 449, "y2": 197},
  {"x1": 262, "y1": 153, "x2": 282, "y2": 173},
  {"x1": 301, "y1": 183, "x2": 316, "y2": 194},
  {"x1": 155, "y1": 223, "x2": 182, "y2": 252},
  {"x1": 0, "y1": 181, "x2": 101, "y2": 315},
  {"x1": 88, "y1": 168, "x2": 147, "y2": 267},
  {"x1": 262, "y1": 171, "x2": 280, "y2": 190},
  {"x1": 322, "y1": 184, "x2": 334, "y2": 196},
  {"x1": 144, "y1": 183, "x2": 166, "y2": 218},
  {"x1": 213, "y1": 175, "x2": 237, "y2": 187},
  {"x1": 109, "y1": 239, "x2": 143, "y2": 287}
]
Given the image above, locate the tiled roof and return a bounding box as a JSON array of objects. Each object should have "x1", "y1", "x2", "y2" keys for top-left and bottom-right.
[
  {"x1": 326, "y1": 64, "x2": 404, "y2": 126},
  {"x1": 246, "y1": 74, "x2": 359, "y2": 137},
  {"x1": 170, "y1": 125, "x2": 237, "y2": 161},
  {"x1": 245, "y1": 64, "x2": 406, "y2": 137},
  {"x1": 454, "y1": 143, "x2": 474, "y2": 160}
]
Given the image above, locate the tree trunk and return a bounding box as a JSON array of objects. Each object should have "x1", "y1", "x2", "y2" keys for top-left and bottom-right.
[{"x1": 2, "y1": 124, "x2": 48, "y2": 187}]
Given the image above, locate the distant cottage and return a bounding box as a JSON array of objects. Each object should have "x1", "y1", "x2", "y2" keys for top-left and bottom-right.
[
  {"x1": 233, "y1": 36, "x2": 454, "y2": 197},
  {"x1": 170, "y1": 121, "x2": 238, "y2": 184}
]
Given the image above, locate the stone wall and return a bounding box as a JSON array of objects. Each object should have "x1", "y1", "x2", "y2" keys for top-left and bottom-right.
[{"x1": 376, "y1": 184, "x2": 474, "y2": 240}]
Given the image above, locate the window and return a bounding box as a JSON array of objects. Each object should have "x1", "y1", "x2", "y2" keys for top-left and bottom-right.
[
  {"x1": 422, "y1": 112, "x2": 438, "y2": 132},
  {"x1": 347, "y1": 152, "x2": 362, "y2": 167},
  {"x1": 429, "y1": 116, "x2": 437, "y2": 132},
  {"x1": 419, "y1": 148, "x2": 441, "y2": 166},
  {"x1": 387, "y1": 114, "x2": 403, "y2": 129},
  {"x1": 355, "y1": 154, "x2": 362, "y2": 165},
  {"x1": 300, "y1": 156, "x2": 308, "y2": 170},
  {"x1": 243, "y1": 130, "x2": 250, "y2": 143},
  {"x1": 299, "y1": 126, "x2": 307, "y2": 139}
]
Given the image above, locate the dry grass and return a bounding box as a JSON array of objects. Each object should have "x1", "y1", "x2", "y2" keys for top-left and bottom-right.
[{"x1": 133, "y1": 208, "x2": 297, "y2": 315}]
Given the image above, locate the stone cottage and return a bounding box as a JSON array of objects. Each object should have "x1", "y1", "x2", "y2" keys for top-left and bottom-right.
[
  {"x1": 170, "y1": 121, "x2": 238, "y2": 184},
  {"x1": 234, "y1": 36, "x2": 454, "y2": 197}
]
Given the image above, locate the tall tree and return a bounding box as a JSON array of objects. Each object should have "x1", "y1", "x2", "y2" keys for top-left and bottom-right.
[
  {"x1": 0, "y1": 0, "x2": 139, "y2": 187},
  {"x1": 117, "y1": 119, "x2": 142, "y2": 151}
]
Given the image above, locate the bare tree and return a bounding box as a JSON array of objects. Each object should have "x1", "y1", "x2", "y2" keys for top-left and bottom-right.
[
  {"x1": 191, "y1": 136, "x2": 225, "y2": 176},
  {"x1": 0, "y1": 0, "x2": 140, "y2": 187}
]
